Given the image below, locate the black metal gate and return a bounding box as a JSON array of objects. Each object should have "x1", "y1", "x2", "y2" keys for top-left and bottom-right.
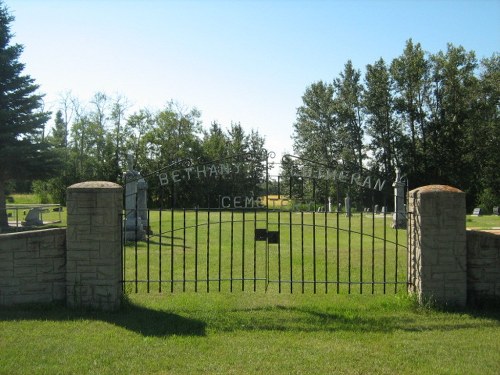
[{"x1": 122, "y1": 152, "x2": 408, "y2": 294}]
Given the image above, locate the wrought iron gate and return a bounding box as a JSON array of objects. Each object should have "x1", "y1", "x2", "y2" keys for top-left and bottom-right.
[{"x1": 122, "y1": 152, "x2": 408, "y2": 294}]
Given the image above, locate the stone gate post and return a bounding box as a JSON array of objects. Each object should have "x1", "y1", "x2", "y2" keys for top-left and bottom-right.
[
  {"x1": 408, "y1": 185, "x2": 467, "y2": 306},
  {"x1": 66, "y1": 181, "x2": 123, "y2": 310}
]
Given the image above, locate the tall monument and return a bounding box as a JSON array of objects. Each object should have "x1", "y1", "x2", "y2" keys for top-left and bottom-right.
[
  {"x1": 392, "y1": 168, "x2": 407, "y2": 229},
  {"x1": 124, "y1": 154, "x2": 148, "y2": 241}
]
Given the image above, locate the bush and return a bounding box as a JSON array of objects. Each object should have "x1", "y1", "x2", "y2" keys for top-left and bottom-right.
[{"x1": 477, "y1": 188, "x2": 499, "y2": 214}]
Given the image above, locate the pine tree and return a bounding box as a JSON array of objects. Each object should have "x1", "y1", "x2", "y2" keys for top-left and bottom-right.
[{"x1": 0, "y1": 2, "x2": 59, "y2": 229}]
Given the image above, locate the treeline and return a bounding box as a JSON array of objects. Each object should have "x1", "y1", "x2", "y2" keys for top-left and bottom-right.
[
  {"x1": 35, "y1": 95, "x2": 267, "y2": 208},
  {"x1": 293, "y1": 40, "x2": 499, "y2": 211}
]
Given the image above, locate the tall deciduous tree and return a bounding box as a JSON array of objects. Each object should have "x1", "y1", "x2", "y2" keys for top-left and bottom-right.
[
  {"x1": 292, "y1": 81, "x2": 338, "y2": 166},
  {"x1": 333, "y1": 60, "x2": 365, "y2": 169},
  {"x1": 0, "y1": 2, "x2": 59, "y2": 229},
  {"x1": 390, "y1": 39, "x2": 430, "y2": 185},
  {"x1": 427, "y1": 44, "x2": 478, "y2": 192},
  {"x1": 364, "y1": 58, "x2": 401, "y2": 179}
]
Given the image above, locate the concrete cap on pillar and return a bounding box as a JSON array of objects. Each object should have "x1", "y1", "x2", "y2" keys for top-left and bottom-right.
[
  {"x1": 409, "y1": 184, "x2": 463, "y2": 195},
  {"x1": 68, "y1": 181, "x2": 122, "y2": 191}
]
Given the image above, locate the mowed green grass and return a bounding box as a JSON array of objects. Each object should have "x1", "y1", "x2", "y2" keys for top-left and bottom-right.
[
  {"x1": 0, "y1": 293, "x2": 499, "y2": 375},
  {"x1": 1, "y1": 201, "x2": 500, "y2": 374},
  {"x1": 124, "y1": 210, "x2": 408, "y2": 294}
]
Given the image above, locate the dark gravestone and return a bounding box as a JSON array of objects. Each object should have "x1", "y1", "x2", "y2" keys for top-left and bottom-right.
[
  {"x1": 255, "y1": 229, "x2": 267, "y2": 241},
  {"x1": 493, "y1": 206, "x2": 499, "y2": 216},
  {"x1": 267, "y1": 231, "x2": 280, "y2": 244},
  {"x1": 472, "y1": 207, "x2": 481, "y2": 216}
]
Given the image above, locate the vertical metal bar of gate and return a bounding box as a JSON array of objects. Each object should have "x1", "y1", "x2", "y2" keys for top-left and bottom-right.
[
  {"x1": 207, "y1": 207, "x2": 211, "y2": 293},
  {"x1": 265, "y1": 157, "x2": 270, "y2": 292},
  {"x1": 312, "y1": 180, "x2": 317, "y2": 294},
  {"x1": 289, "y1": 176, "x2": 293, "y2": 294},
  {"x1": 360, "y1": 206, "x2": 363, "y2": 294},
  {"x1": 218, "y1": 209, "x2": 222, "y2": 292},
  {"x1": 183, "y1": 208, "x2": 187, "y2": 292},
  {"x1": 395, "y1": 211, "x2": 399, "y2": 294},
  {"x1": 348, "y1": 193, "x2": 352, "y2": 294},
  {"x1": 159, "y1": 207, "x2": 162, "y2": 292},
  {"x1": 195, "y1": 208, "x2": 199, "y2": 292},
  {"x1": 324, "y1": 183, "x2": 328, "y2": 294},
  {"x1": 242, "y1": 209, "x2": 245, "y2": 291},
  {"x1": 134, "y1": 192, "x2": 138, "y2": 293},
  {"x1": 147, "y1": 210, "x2": 150, "y2": 293},
  {"x1": 336, "y1": 189, "x2": 340, "y2": 294},
  {"x1": 253, "y1": 208, "x2": 257, "y2": 292},
  {"x1": 383, "y1": 195, "x2": 387, "y2": 294},
  {"x1": 301, "y1": 211, "x2": 305, "y2": 293},
  {"x1": 278, "y1": 176, "x2": 282, "y2": 293},
  {"x1": 170, "y1": 204, "x2": 174, "y2": 293},
  {"x1": 230, "y1": 209, "x2": 234, "y2": 292},
  {"x1": 371, "y1": 194, "x2": 375, "y2": 294}
]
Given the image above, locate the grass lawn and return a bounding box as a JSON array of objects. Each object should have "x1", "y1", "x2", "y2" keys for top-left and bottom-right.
[
  {"x1": 2, "y1": 195, "x2": 499, "y2": 374},
  {"x1": 0, "y1": 293, "x2": 499, "y2": 375}
]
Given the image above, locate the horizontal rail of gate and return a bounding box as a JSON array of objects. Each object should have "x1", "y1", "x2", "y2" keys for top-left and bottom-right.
[{"x1": 122, "y1": 208, "x2": 407, "y2": 294}]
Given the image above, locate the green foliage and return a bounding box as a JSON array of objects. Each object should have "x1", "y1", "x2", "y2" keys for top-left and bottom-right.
[
  {"x1": 292, "y1": 40, "x2": 499, "y2": 211},
  {"x1": 477, "y1": 188, "x2": 499, "y2": 213},
  {"x1": 31, "y1": 180, "x2": 51, "y2": 204},
  {"x1": 0, "y1": 2, "x2": 61, "y2": 228}
]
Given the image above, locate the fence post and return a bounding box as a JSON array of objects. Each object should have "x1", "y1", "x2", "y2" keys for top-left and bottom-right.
[
  {"x1": 408, "y1": 185, "x2": 467, "y2": 307},
  {"x1": 66, "y1": 181, "x2": 123, "y2": 310}
]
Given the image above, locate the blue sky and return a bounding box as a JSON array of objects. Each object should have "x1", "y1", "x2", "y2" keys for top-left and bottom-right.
[{"x1": 5, "y1": 0, "x2": 500, "y2": 156}]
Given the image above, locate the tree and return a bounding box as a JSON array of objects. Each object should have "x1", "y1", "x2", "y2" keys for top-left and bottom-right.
[
  {"x1": 473, "y1": 54, "x2": 500, "y2": 210},
  {"x1": 390, "y1": 39, "x2": 430, "y2": 184},
  {"x1": 364, "y1": 58, "x2": 402, "y2": 179},
  {"x1": 292, "y1": 81, "x2": 338, "y2": 166},
  {"x1": 49, "y1": 110, "x2": 67, "y2": 148},
  {"x1": 0, "y1": 2, "x2": 59, "y2": 229},
  {"x1": 333, "y1": 60, "x2": 365, "y2": 169},
  {"x1": 427, "y1": 44, "x2": 478, "y2": 191}
]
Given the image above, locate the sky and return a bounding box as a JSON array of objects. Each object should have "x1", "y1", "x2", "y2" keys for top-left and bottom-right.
[{"x1": 4, "y1": 0, "x2": 500, "y2": 158}]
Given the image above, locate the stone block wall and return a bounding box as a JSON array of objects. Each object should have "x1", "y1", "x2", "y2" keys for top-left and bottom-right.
[
  {"x1": 408, "y1": 185, "x2": 467, "y2": 307},
  {"x1": 466, "y1": 230, "x2": 500, "y2": 304},
  {"x1": 0, "y1": 228, "x2": 66, "y2": 305}
]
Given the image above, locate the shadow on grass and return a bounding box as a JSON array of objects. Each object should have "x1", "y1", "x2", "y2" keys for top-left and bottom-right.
[
  {"x1": 212, "y1": 304, "x2": 500, "y2": 333},
  {"x1": 0, "y1": 300, "x2": 206, "y2": 338},
  {"x1": 1, "y1": 297, "x2": 498, "y2": 337}
]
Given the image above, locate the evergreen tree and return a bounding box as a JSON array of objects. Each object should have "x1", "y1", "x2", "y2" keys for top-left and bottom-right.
[{"x1": 0, "y1": 2, "x2": 59, "y2": 229}]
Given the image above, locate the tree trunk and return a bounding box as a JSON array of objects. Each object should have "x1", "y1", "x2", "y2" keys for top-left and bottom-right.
[{"x1": 0, "y1": 178, "x2": 8, "y2": 231}]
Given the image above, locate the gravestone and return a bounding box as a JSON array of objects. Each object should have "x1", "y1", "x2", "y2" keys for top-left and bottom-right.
[
  {"x1": 472, "y1": 207, "x2": 481, "y2": 216},
  {"x1": 123, "y1": 154, "x2": 148, "y2": 241},
  {"x1": 392, "y1": 168, "x2": 407, "y2": 229},
  {"x1": 344, "y1": 195, "x2": 351, "y2": 217},
  {"x1": 374, "y1": 204, "x2": 379, "y2": 214},
  {"x1": 22, "y1": 207, "x2": 44, "y2": 226},
  {"x1": 493, "y1": 206, "x2": 499, "y2": 216}
]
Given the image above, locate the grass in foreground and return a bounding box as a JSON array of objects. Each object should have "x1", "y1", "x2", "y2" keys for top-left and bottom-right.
[{"x1": 0, "y1": 293, "x2": 499, "y2": 375}]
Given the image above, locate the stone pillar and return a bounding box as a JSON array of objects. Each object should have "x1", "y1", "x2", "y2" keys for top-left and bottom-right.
[
  {"x1": 408, "y1": 185, "x2": 467, "y2": 307},
  {"x1": 66, "y1": 181, "x2": 123, "y2": 311}
]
